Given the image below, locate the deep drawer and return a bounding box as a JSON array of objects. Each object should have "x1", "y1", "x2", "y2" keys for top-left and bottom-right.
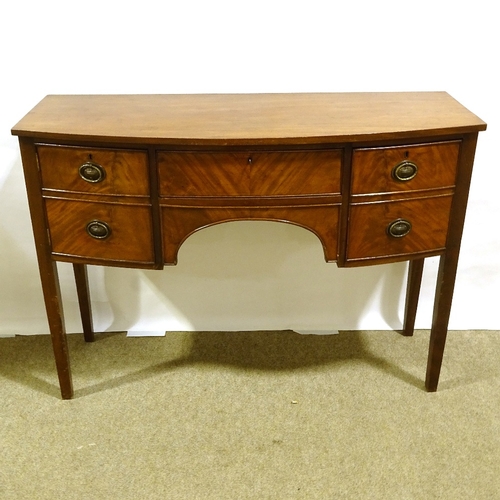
[
  {"x1": 346, "y1": 195, "x2": 453, "y2": 262},
  {"x1": 37, "y1": 145, "x2": 150, "y2": 196},
  {"x1": 45, "y1": 198, "x2": 155, "y2": 264},
  {"x1": 351, "y1": 141, "x2": 460, "y2": 195},
  {"x1": 157, "y1": 150, "x2": 342, "y2": 197}
]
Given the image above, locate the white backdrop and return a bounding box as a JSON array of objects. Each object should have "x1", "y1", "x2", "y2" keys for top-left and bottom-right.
[{"x1": 1, "y1": 0, "x2": 498, "y2": 336}]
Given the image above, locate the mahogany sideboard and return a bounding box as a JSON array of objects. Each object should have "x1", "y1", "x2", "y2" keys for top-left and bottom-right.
[{"x1": 11, "y1": 93, "x2": 486, "y2": 399}]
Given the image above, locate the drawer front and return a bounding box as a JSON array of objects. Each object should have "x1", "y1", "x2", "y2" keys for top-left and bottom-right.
[
  {"x1": 157, "y1": 150, "x2": 342, "y2": 197},
  {"x1": 351, "y1": 141, "x2": 460, "y2": 195},
  {"x1": 161, "y1": 205, "x2": 339, "y2": 264},
  {"x1": 45, "y1": 199, "x2": 154, "y2": 263},
  {"x1": 346, "y1": 195, "x2": 453, "y2": 261},
  {"x1": 37, "y1": 145, "x2": 149, "y2": 196}
]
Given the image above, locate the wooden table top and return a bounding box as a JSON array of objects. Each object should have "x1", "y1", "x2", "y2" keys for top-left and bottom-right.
[{"x1": 12, "y1": 92, "x2": 486, "y2": 145}]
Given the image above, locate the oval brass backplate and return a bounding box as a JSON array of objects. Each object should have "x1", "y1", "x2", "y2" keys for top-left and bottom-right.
[
  {"x1": 387, "y1": 219, "x2": 412, "y2": 238},
  {"x1": 392, "y1": 161, "x2": 418, "y2": 182}
]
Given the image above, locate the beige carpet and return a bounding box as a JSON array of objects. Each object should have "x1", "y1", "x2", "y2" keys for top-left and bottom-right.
[{"x1": 1, "y1": 330, "x2": 499, "y2": 499}]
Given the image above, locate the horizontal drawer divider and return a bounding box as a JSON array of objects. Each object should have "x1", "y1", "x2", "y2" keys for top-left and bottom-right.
[
  {"x1": 160, "y1": 195, "x2": 342, "y2": 208},
  {"x1": 345, "y1": 247, "x2": 446, "y2": 267},
  {"x1": 350, "y1": 189, "x2": 454, "y2": 206},
  {"x1": 42, "y1": 193, "x2": 152, "y2": 207},
  {"x1": 42, "y1": 188, "x2": 151, "y2": 199},
  {"x1": 344, "y1": 248, "x2": 446, "y2": 266},
  {"x1": 52, "y1": 253, "x2": 157, "y2": 269}
]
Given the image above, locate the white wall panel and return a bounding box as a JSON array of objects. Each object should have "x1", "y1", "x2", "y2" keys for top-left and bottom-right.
[{"x1": 1, "y1": 0, "x2": 498, "y2": 334}]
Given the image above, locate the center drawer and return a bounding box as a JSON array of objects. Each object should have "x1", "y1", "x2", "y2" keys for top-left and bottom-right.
[{"x1": 157, "y1": 150, "x2": 342, "y2": 198}]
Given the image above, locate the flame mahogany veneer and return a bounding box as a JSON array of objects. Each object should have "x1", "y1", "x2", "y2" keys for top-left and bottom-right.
[{"x1": 12, "y1": 93, "x2": 486, "y2": 399}]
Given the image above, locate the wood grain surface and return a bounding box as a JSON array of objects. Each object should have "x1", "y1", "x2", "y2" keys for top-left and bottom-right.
[
  {"x1": 346, "y1": 195, "x2": 453, "y2": 262},
  {"x1": 38, "y1": 145, "x2": 150, "y2": 196},
  {"x1": 158, "y1": 150, "x2": 341, "y2": 197},
  {"x1": 161, "y1": 205, "x2": 340, "y2": 264},
  {"x1": 12, "y1": 93, "x2": 486, "y2": 145},
  {"x1": 45, "y1": 198, "x2": 155, "y2": 264},
  {"x1": 351, "y1": 141, "x2": 460, "y2": 195}
]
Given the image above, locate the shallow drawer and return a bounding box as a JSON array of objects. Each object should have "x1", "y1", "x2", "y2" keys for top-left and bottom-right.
[
  {"x1": 346, "y1": 195, "x2": 453, "y2": 262},
  {"x1": 161, "y1": 204, "x2": 340, "y2": 264},
  {"x1": 37, "y1": 145, "x2": 149, "y2": 196},
  {"x1": 45, "y1": 198, "x2": 155, "y2": 264},
  {"x1": 351, "y1": 141, "x2": 460, "y2": 195},
  {"x1": 157, "y1": 150, "x2": 342, "y2": 197}
]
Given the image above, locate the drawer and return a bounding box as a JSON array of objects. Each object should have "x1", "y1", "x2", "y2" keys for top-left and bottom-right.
[
  {"x1": 161, "y1": 205, "x2": 340, "y2": 264},
  {"x1": 346, "y1": 195, "x2": 453, "y2": 262},
  {"x1": 157, "y1": 150, "x2": 342, "y2": 197},
  {"x1": 351, "y1": 141, "x2": 460, "y2": 195},
  {"x1": 45, "y1": 199, "x2": 155, "y2": 264},
  {"x1": 37, "y1": 145, "x2": 149, "y2": 196}
]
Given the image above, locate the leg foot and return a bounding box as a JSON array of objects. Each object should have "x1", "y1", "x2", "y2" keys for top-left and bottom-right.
[
  {"x1": 401, "y1": 258, "x2": 425, "y2": 336},
  {"x1": 73, "y1": 264, "x2": 95, "y2": 342}
]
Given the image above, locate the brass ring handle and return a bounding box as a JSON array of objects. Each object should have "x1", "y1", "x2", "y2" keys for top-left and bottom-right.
[
  {"x1": 387, "y1": 219, "x2": 412, "y2": 238},
  {"x1": 79, "y1": 161, "x2": 106, "y2": 183},
  {"x1": 86, "y1": 220, "x2": 111, "y2": 239},
  {"x1": 392, "y1": 161, "x2": 418, "y2": 182}
]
